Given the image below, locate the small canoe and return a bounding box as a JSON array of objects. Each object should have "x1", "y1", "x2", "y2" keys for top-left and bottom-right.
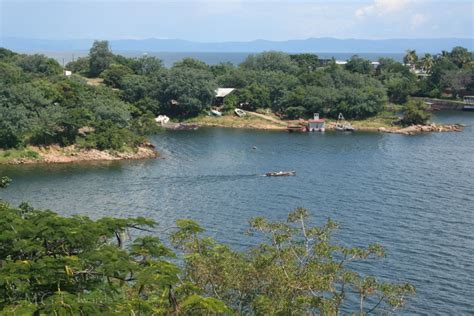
[{"x1": 265, "y1": 171, "x2": 296, "y2": 177}]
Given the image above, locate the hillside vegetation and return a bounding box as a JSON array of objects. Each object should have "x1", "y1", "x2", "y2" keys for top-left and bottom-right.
[{"x1": 1, "y1": 42, "x2": 472, "y2": 153}]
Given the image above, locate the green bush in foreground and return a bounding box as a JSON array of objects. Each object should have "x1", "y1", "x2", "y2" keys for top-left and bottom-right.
[{"x1": 0, "y1": 179, "x2": 414, "y2": 315}]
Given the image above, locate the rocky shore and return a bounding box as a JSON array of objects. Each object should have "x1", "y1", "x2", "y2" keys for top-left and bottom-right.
[
  {"x1": 4, "y1": 143, "x2": 159, "y2": 165},
  {"x1": 377, "y1": 124, "x2": 464, "y2": 135},
  {"x1": 185, "y1": 113, "x2": 465, "y2": 135}
]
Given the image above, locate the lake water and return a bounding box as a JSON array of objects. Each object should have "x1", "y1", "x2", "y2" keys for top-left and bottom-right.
[{"x1": 1, "y1": 111, "x2": 473, "y2": 315}]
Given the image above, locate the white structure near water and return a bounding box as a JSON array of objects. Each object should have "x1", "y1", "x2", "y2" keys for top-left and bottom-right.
[
  {"x1": 155, "y1": 115, "x2": 170, "y2": 125},
  {"x1": 308, "y1": 113, "x2": 326, "y2": 132}
]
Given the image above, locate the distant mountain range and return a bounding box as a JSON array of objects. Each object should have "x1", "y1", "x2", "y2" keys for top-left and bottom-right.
[{"x1": 1, "y1": 37, "x2": 472, "y2": 54}]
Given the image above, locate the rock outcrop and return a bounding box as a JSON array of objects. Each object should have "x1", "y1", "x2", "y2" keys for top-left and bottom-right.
[
  {"x1": 8, "y1": 144, "x2": 159, "y2": 165},
  {"x1": 390, "y1": 124, "x2": 464, "y2": 135}
]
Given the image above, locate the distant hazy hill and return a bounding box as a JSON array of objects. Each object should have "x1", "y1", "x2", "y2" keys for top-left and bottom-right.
[{"x1": 1, "y1": 37, "x2": 472, "y2": 54}]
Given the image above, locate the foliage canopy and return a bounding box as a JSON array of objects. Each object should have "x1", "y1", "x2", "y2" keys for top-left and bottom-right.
[{"x1": 0, "y1": 176, "x2": 415, "y2": 315}]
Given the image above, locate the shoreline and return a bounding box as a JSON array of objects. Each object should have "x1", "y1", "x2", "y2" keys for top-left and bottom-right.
[
  {"x1": 181, "y1": 114, "x2": 464, "y2": 135},
  {"x1": 1, "y1": 118, "x2": 464, "y2": 166},
  {"x1": 0, "y1": 143, "x2": 159, "y2": 165}
]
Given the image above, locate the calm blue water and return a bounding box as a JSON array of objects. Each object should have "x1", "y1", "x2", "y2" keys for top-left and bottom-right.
[{"x1": 1, "y1": 111, "x2": 473, "y2": 315}]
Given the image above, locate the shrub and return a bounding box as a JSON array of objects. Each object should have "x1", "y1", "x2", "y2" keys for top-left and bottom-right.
[
  {"x1": 101, "y1": 64, "x2": 134, "y2": 88},
  {"x1": 0, "y1": 126, "x2": 22, "y2": 149},
  {"x1": 399, "y1": 99, "x2": 431, "y2": 126},
  {"x1": 285, "y1": 106, "x2": 307, "y2": 119},
  {"x1": 83, "y1": 123, "x2": 144, "y2": 151}
]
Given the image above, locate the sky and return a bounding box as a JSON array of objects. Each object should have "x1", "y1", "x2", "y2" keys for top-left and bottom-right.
[{"x1": 1, "y1": 0, "x2": 473, "y2": 41}]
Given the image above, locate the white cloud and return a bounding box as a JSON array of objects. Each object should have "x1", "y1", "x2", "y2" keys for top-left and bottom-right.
[{"x1": 356, "y1": 0, "x2": 413, "y2": 18}]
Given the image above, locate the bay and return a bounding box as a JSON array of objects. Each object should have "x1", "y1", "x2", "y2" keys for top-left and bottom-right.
[{"x1": 1, "y1": 111, "x2": 473, "y2": 314}]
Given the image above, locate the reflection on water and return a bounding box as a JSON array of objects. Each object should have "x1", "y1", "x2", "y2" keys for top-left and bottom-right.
[{"x1": 1, "y1": 112, "x2": 473, "y2": 314}]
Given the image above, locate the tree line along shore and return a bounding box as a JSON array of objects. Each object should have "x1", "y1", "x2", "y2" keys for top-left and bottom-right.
[{"x1": 0, "y1": 42, "x2": 472, "y2": 164}]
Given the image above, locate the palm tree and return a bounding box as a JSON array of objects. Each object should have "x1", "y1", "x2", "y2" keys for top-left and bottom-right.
[
  {"x1": 403, "y1": 50, "x2": 418, "y2": 68},
  {"x1": 420, "y1": 53, "x2": 434, "y2": 73}
]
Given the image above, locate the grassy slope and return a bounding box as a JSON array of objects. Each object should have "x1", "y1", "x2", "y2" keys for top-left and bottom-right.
[
  {"x1": 184, "y1": 110, "x2": 401, "y2": 131},
  {"x1": 0, "y1": 148, "x2": 42, "y2": 164},
  {"x1": 185, "y1": 112, "x2": 287, "y2": 130}
]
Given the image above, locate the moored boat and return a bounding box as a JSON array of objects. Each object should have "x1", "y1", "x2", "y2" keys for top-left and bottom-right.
[
  {"x1": 308, "y1": 113, "x2": 325, "y2": 132},
  {"x1": 335, "y1": 113, "x2": 356, "y2": 132},
  {"x1": 335, "y1": 124, "x2": 356, "y2": 132},
  {"x1": 287, "y1": 125, "x2": 307, "y2": 133},
  {"x1": 287, "y1": 120, "x2": 307, "y2": 133},
  {"x1": 265, "y1": 171, "x2": 296, "y2": 177}
]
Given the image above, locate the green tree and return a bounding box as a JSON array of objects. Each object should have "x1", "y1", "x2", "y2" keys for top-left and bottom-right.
[
  {"x1": 441, "y1": 67, "x2": 473, "y2": 97},
  {"x1": 89, "y1": 97, "x2": 132, "y2": 128},
  {"x1": 132, "y1": 55, "x2": 164, "y2": 75},
  {"x1": 400, "y1": 99, "x2": 431, "y2": 126},
  {"x1": 0, "y1": 201, "x2": 227, "y2": 315},
  {"x1": 29, "y1": 105, "x2": 67, "y2": 145},
  {"x1": 173, "y1": 58, "x2": 210, "y2": 72},
  {"x1": 101, "y1": 63, "x2": 134, "y2": 88},
  {"x1": 210, "y1": 62, "x2": 235, "y2": 77},
  {"x1": 289, "y1": 53, "x2": 320, "y2": 73},
  {"x1": 65, "y1": 57, "x2": 90, "y2": 75},
  {"x1": 385, "y1": 74, "x2": 416, "y2": 104},
  {"x1": 346, "y1": 55, "x2": 373, "y2": 75},
  {"x1": 83, "y1": 121, "x2": 141, "y2": 150},
  {"x1": 0, "y1": 48, "x2": 17, "y2": 61},
  {"x1": 403, "y1": 49, "x2": 418, "y2": 66},
  {"x1": 120, "y1": 74, "x2": 152, "y2": 103},
  {"x1": 449, "y1": 46, "x2": 472, "y2": 68},
  {"x1": 419, "y1": 53, "x2": 434, "y2": 73},
  {"x1": 0, "y1": 62, "x2": 22, "y2": 85},
  {"x1": 15, "y1": 54, "x2": 62, "y2": 76},
  {"x1": 159, "y1": 68, "x2": 217, "y2": 117},
  {"x1": 234, "y1": 82, "x2": 271, "y2": 110},
  {"x1": 89, "y1": 40, "x2": 113, "y2": 77},
  {"x1": 172, "y1": 207, "x2": 415, "y2": 315},
  {"x1": 240, "y1": 51, "x2": 299, "y2": 73},
  {"x1": 284, "y1": 106, "x2": 307, "y2": 119}
]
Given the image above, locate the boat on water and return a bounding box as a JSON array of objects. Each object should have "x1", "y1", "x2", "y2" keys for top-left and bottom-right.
[
  {"x1": 335, "y1": 113, "x2": 356, "y2": 132},
  {"x1": 287, "y1": 120, "x2": 307, "y2": 133},
  {"x1": 234, "y1": 108, "x2": 246, "y2": 117},
  {"x1": 308, "y1": 113, "x2": 326, "y2": 132},
  {"x1": 265, "y1": 171, "x2": 296, "y2": 177},
  {"x1": 463, "y1": 96, "x2": 474, "y2": 110},
  {"x1": 335, "y1": 124, "x2": 356, "y2": 132},
  {"x1": 287, "y1": 125, "x2": 307, "y2": 133}
]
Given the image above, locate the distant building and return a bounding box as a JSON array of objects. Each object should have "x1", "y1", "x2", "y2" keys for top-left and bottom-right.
[
  {"x1": 371, "y1": 61, "x2": 380, "y2": 68},
  {"x1": 215, "y1": 88, "x2": 235, "y2": 106}
]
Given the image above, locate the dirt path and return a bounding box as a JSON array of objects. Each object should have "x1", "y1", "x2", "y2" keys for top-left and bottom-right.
[{"x1": 245, "y1": 111, "x2": 287, "y2": 125}]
